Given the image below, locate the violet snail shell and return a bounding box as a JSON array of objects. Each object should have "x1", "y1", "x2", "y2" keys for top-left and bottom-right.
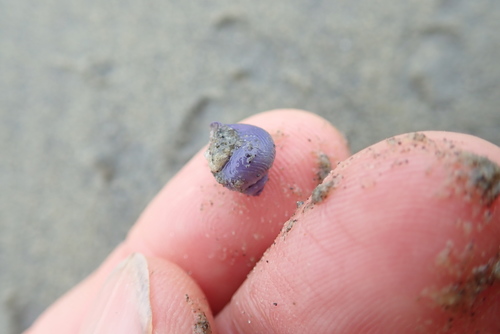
[{"x1": 205, "y1": 122, "x2": 276, "y2": 196}]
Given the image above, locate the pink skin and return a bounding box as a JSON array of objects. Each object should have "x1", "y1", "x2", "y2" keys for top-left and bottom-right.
[{"x1": 26, "y1": 110, "x2": 500, "y2": 334}]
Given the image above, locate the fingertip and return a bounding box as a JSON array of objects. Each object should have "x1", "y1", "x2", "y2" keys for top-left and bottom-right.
[{"x1": 216, "y1": 131, "x2": 500, "y2": 333}]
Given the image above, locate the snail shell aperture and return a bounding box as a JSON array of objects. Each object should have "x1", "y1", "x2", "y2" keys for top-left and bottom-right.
[{"x1": 205, "y1": 122, "x2": 276, "y2": 196}]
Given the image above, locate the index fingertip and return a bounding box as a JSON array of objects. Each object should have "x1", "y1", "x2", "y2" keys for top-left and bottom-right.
[{"x1": 129, "y1": 109, "x2": 350, "y2": 311}]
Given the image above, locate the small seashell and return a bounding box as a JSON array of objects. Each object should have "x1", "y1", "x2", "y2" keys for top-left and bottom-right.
[{"x1": 205, "y1": 121, "x2": 276, "y2": 196}]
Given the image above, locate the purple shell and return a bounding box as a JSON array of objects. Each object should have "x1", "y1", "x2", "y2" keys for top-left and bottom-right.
[{"x1": 205, "y1": 122, "x2": 276, "y2": 196}]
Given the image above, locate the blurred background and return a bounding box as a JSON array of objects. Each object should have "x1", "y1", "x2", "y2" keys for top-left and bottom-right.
[{"x1": 1, "y1": 0, "x2": 499, "y2": 332}]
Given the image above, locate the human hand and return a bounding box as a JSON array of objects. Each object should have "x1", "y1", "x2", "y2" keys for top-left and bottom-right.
[{"x1": 25, "y1": 110, "x2": 500, "y2": 333}]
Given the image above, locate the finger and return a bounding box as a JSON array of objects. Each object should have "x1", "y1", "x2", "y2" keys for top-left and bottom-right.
[
  {"x1": 27, "y1": 109, "x2": 350, "y2": 332},
  {"x1": 128, "y1": 109, "x2": 349, "y2": 310},
  {"x1": 28, "y1": 254, "x2": 215, "y2": 334},
  {"x1": 216, "y1": 132, "x2": 500, "y2": 333}
]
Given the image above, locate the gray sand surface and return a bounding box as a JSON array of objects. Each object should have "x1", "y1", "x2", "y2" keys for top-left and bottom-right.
[{"x1": 1, "y1": 1, "x2": 500, "y2": 332}]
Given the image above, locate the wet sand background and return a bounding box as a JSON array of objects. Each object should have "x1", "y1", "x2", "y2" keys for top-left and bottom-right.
[{"x1": 1, "y1": 1, "x2": 500, "y2": 332}]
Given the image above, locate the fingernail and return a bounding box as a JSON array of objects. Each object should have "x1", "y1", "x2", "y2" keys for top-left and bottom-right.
[{"x1": 80, "y1": 253, "x2": 153, "y2": 334}]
